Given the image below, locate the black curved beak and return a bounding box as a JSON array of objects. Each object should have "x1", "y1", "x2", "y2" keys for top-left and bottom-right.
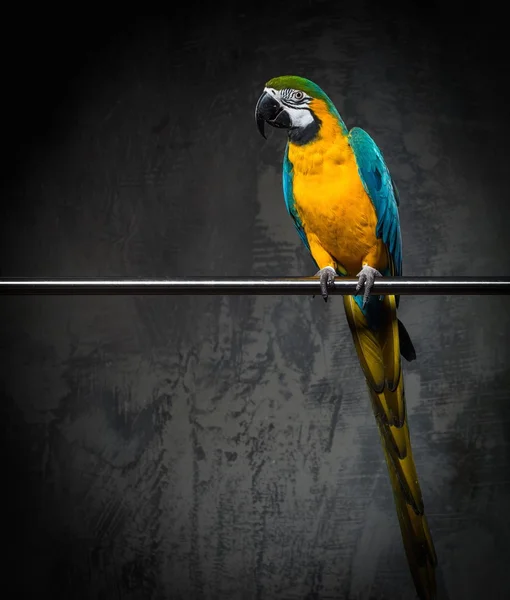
[{"x1": 255, "y1": 91, "x2": 290, "y2": 139}]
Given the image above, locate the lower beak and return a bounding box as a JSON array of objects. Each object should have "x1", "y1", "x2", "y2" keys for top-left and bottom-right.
[{"x1": 255, "y1": 91, "x2": 289, "y2": 139}]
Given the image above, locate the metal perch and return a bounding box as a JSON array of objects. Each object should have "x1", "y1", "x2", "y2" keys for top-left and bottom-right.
[{"x1": 0, "y1": 277, "x2": 509, "y2": 295}]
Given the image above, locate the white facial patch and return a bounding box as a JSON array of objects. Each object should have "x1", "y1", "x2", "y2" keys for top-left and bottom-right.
[
  {"x1": 284, "y1": 106, "x2": 314, "y2": 128},
  {"x1": 263, "y1": 87, "x2": 314, "y2": 129}
]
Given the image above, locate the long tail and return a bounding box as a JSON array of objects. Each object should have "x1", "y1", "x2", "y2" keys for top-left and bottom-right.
[{"x1": 343, "y1": 293, "x2": 437, "y2": 600}]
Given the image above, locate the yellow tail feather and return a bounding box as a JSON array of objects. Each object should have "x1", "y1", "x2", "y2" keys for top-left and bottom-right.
[{"x1": 343, "y1": 294, "x2": 437, "y2": 599}]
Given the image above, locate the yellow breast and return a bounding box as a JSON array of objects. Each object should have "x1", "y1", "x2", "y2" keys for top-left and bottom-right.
[{"x1": 287, "y1": 99, "x2": 385, "y2": 275}]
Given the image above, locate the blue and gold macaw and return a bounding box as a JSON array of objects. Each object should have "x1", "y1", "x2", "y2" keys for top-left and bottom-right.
[{"x1": 255, "y1": 76, "x2": 437, "y2": 599}]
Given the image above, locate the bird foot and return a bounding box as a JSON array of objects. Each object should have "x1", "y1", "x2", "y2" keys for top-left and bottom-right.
[
  {"x1": 314, "y1": 266, "x2": 336, "y2": 302},
  {"x1": 355, "y1": 265, "x2": 382, "y2": 308}
]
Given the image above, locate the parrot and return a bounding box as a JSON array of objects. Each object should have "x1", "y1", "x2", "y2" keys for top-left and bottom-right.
[{"x1": 255, "y1": 76, "x2": 437, "y2": 599}]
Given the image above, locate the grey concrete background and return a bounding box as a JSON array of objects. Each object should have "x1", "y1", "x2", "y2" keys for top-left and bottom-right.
[{"x1": 1, "y1": 3, "x2": 509, "y2": 599}]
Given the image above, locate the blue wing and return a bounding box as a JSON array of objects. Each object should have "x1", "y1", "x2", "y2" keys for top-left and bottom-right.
[
  {"x1": 283, "y1": 145, "x2": 310, "y2": 252},
  {"x1": 348, "y1": 127, "x2": 403, "y2": 277}
]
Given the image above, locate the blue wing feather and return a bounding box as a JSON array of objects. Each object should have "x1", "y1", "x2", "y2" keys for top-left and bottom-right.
[
  {"x1": 348, "y1": 127, "x2": 403, "y2": 277},
  {"x1": 283, "y1": 145, "x2": 310, "y2": 252}
]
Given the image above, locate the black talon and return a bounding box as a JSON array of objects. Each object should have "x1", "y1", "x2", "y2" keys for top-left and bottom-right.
[
  {"x1": 315, "y1": 267, "x2": 336, "y2": 302},
  {"x1": 355, "y1": 265, "x2": 382, "y2": 309},
  {"x1": 320, "y1": 271, "x2": 327, "y2": 300}
]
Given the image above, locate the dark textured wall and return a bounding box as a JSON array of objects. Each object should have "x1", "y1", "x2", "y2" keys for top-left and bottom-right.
[{"x1": 2, "y1": 3, "x2": 510, "y2": 599}]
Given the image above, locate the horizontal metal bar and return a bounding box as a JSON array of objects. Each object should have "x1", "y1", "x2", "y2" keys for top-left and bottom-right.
[{"x1": 0, "y1": 277, "x2": 509, "y2": 295}]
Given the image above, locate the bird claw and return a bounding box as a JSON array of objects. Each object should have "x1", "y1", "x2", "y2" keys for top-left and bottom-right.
[
  {"x1": 313, "y1": 266, "x2": 336, "y2": 302},
  {"x1": 355, "y1": 265, "x2": 382, "y2": 308}
]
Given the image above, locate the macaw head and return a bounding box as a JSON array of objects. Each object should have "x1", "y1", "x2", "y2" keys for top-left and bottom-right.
[{"x1": 255, "y1": 75, "x2": 345, "y2": 145}]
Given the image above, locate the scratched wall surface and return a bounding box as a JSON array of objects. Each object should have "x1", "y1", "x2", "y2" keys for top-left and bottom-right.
[{"x1": 1, "y1": 3, "x2": 510, "y2": 599}]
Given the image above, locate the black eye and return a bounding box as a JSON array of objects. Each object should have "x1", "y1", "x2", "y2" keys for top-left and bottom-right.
[{"x1": 294, "y1": 91, "x2": 304, "y2": 100}]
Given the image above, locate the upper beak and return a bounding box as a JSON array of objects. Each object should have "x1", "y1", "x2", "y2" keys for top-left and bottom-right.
[{"x1": 255, "y1": 91, "x2": 287, "y2": 139}]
